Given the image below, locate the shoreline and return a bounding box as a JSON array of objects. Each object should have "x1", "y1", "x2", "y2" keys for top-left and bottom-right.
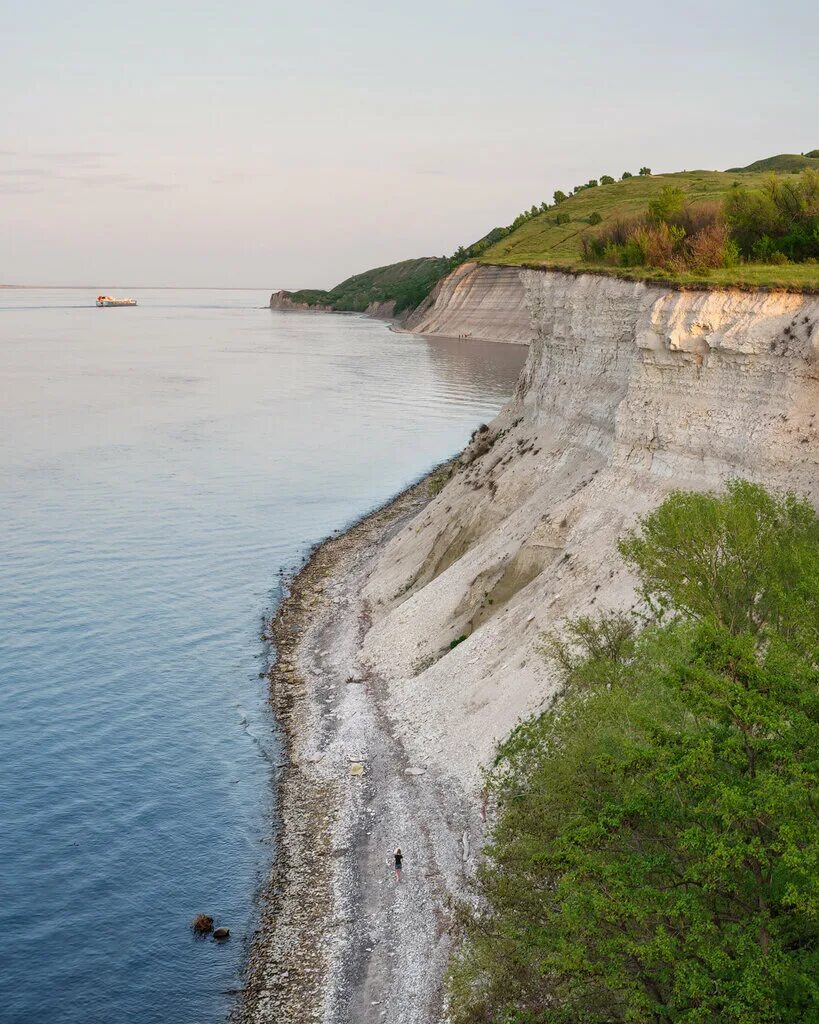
[
  {"x1": 269, "y1": 300, "x2": 532, "y2": 347},
  {"x1": 235, "y1": 461, "x2": 478, "y2": 1023}
]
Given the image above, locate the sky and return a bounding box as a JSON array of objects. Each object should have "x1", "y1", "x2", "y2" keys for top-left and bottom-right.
[{"x1": 1, "y1": 0, "x2": 817, "y2": 288}]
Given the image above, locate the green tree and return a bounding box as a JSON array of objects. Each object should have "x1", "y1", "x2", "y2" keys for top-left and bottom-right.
[
  {"x1": 449, "y1": 245, "x2": 468, "y2": 269},
  {"x1": 448, "y1": 481, "x2": 819, "y2": 1024},
  {"x1": 648, "y1": 185, "x2": 686, "y2": 224},
  {"x1": 639, "y1": 166, "x2": 652, "y2": 175},
  {"x1": 622, "y1": 170, "x2": 634, "y2": 179},
  {"x1": 553, "y1": 190, "x2": 568, "y2": 204},
  {"x1": 618, "y1": 480, "x2": 819, "y2": 639},
  {"x1": 600, "y1": 174, "x2": 615, "y2": 185}
]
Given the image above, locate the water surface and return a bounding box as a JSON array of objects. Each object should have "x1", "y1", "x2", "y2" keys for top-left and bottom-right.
[{"x1": 0, "y1": 288, "x2": 526, "y2": 1023}]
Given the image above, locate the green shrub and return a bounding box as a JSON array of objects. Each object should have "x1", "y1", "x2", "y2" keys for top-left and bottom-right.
[
  {"x1": 600, "y1": 174, "x2": 615, "y2": 185},
  {"x1": 554, "y1": 211, "x2": 571, "y2": 225},
  {"x1": 449, "y1": 634, "x2": 467, "y2": 650},
  {"x1": 721, "y1": 238, "x2": 741, "y2": 266},
  {"x1": 618, "y1": 480, "x2": 819, "y2": 637},
  {"x1": 619, "y1": 234, "x2": 647, "y2": 266},
  {"x1": 587, "y1": 211, "x2": 602, "y2": 225},
  {"x1": 580, "y1": 234, "x2": 606, "y2": 261},
  {"x1": 724, "y1": 169, "x2": 819, "y2": 262},
  {"x1": 621, "y1": 170, "x2": 633, "y2": 179},
  {"x1": 583, "y1": 202, "x2": 736, "y2": 273},
  {"x1": 448, "y1": 481, "x2": 819, "y2": 1024},
  {"x1": 648, "y1": 185, "x2": 686, "y2": 223}
]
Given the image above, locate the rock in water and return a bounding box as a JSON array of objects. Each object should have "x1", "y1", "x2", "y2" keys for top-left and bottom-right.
[{"x1": 213, "y1": 927, "x2": 230, "y2": 940}]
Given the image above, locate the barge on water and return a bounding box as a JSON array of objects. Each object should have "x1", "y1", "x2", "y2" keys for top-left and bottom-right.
[{"x1": 96, "y1": 295, "x2": 137, "y2": 307}]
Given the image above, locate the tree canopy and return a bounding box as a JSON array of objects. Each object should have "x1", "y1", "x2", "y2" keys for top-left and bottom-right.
[{"x1": 448, "y1": 481, "x2": 819, "y2": 1024}]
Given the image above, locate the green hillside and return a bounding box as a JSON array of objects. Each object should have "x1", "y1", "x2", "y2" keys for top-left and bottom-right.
[
  {"x1": 277, "y1": 154, "x2": 819, "y2": 304},
  {"x1": 726, "y1": 152, "x2": 819, "y2": 173},
  {"x1": 279, "y1": 256, "x2": 449, "y2": 314},
  {"x1": 480, "y1": 166, "x2": 819, "y2": 290}
]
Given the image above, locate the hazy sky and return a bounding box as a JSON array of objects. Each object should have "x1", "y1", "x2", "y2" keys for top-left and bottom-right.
[{"x1": 2, "y1": 0, "x2": 817, "y2": 288}]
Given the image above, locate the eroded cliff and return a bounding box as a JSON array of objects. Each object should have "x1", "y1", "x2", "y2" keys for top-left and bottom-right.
[
  {"x1": 403, "y1": 261, "x2": 532, "y2": 343},
  {"x1": 359, "y1": 269, "x2": 819, "y2": 786}
]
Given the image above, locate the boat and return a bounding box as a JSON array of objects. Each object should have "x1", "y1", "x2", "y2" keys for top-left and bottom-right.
[{"x1": 96, "y1": 295, "x2": 137, "y2": 307}]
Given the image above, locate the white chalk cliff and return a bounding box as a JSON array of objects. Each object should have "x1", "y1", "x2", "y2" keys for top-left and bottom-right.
[
  {"x1": 362, "y1": 268, "x2": 819, "y2": 785},
  {"x1": 403, "y1": 261, "x2": 532, "y2": 343}
]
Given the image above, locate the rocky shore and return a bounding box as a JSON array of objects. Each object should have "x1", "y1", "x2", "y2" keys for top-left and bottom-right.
[
  {"x1": 244, "y1": 264, "x2": 818, "y2": 1023},
  {"x1": 235, "y1": 464, "x2": 482, "y2": 1024}
]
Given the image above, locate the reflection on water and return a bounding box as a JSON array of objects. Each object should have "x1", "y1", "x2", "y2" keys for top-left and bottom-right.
[{"x1": 0, "y1": 289, "x2": 526, "y2": 1024}]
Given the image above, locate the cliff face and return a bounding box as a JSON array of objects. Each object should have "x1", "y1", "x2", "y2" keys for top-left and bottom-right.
[
  {"x1": 270, "y1": 260, "x2": 534, "y2": 341},
  {"x1": 403, "y1": 261, "x2": 532, "y2": 343},
  {"x1": 358, "y1": 269, "x2": 819, "y2": 786}
]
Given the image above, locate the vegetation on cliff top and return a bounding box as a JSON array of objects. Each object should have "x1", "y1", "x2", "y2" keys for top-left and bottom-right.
[
  {"x1": 276, "y1": 153, "x2": 819, "y2": 308},
  {"x1": 482, "y1": 159, "x2": 819, "y2": 290},
  {"x1": 448, "y1": 481, "x2": 819, "y2": 1024},
  {"x1": 577, "y1": 170, "x2": 819, "y2": 280}
]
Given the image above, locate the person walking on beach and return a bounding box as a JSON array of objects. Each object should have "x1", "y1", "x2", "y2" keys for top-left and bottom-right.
[{"x1": 394, "y1": 847, "x2": 403, "y2": 881}]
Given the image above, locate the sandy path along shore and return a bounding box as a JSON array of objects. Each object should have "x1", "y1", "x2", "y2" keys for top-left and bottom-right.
[{"x1": 236, "y1": 465, "x2": 482, "y2": 1024}]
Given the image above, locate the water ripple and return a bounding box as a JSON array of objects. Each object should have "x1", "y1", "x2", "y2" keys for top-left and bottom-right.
[{"x1": 0, "y1": 288, "x2": 525, "y2": 1024}]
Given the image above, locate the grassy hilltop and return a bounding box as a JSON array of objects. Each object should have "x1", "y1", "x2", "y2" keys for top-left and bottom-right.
[
  {"x1": 481, "y1": 157, "x2": 819, "y2": 290},
  {"x1": 275, "y1": 153, "x2": 819, "y2": 306},
  {"x1": 726, "y1": 151, "x2": 819, "y2": 173}
]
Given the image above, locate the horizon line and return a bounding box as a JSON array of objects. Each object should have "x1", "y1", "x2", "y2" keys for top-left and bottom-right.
[{"x1": 0, "y1": 284, "x2": 272, "y2": 291}]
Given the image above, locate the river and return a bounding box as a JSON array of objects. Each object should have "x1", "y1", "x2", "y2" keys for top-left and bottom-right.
[{"x1": 0, "y1": 288, "x2": 526, "y2": 1023}]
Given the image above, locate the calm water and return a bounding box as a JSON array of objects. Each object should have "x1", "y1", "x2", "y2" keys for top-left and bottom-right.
[{"x1": 0, "y1": 289, "x2": 525, "y2": 1024}]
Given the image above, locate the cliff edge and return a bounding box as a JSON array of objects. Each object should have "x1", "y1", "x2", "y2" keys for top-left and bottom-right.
[
  {"x1": 246, "y1": 265, "x2": 819, "y2": 1024},
  {"x1": 358, "y1": 269, "x2": 819, "y2": 787}
]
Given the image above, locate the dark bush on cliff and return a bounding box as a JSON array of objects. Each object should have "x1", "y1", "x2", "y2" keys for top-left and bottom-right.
[
  {"x1": 724, "y1": 169, "x2": 819, "y2": 262},
  {"x1": 581, "y1": 170, "x2": 819, "y2": 273},
  {"x1": 581, "y1": 200, "x2": 736, "y2": 273}
]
